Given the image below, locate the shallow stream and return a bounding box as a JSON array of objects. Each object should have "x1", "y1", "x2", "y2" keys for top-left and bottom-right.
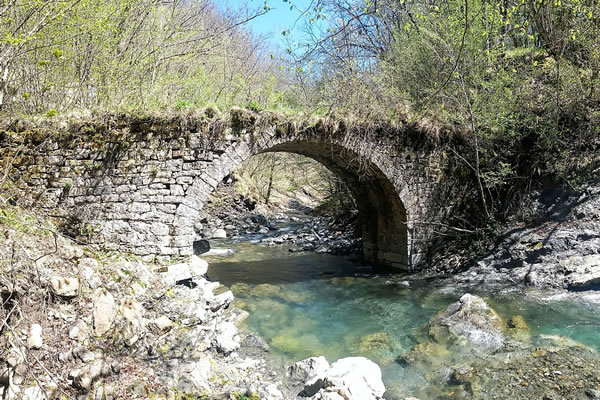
[{"x1": 207, "y1": 239, "x2": 600, "y2": 398}]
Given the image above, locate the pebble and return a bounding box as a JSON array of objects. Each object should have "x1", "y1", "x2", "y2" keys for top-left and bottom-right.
[{"x1": 27, "y1": 324, "x2": 43, "y2": 349}]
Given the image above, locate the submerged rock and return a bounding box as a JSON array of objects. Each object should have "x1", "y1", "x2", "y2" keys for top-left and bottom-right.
[
  {"x1": 354, "y1": 332, "x2": 392, "y2": 354},
  {"x1": 426, "y1": 293, "x2": 506, "y2": 355},
  {"x1": 401, "y1": 294, "x2": 509, "y2": 378},
  {"x1": 249, "y1": 283, "x2": 281, "y2": 297},
  {"x1": 452, "y1": 346, "x2": 600, "y2": 399},
  {"x1": 507, "y1": 315, "x2": 531, "y2": 341}
]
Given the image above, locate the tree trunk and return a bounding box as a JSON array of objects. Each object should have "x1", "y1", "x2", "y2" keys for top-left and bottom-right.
[
  {"x1": 0, "y1": 61, "x2": 9, "y2": 110},
  {"x1": 265, "y1": 159, "x2": 276, "y2": 205}
]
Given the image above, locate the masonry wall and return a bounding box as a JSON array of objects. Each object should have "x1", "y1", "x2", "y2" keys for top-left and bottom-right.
[{"x1": 0, "y1": 110, "x2": 461, "y2": 268}]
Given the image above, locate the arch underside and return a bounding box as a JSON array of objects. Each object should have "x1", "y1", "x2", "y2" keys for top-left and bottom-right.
[
  {"x1": 262, "y1": 141, "x2": 409, "y2": 270},
  {"x1": 174, "y1": 135, "x2": 411, "y2": 269}
]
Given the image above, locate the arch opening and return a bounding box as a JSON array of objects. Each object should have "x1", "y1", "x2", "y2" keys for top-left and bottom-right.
[
  {"x1": 178, "y1": 139, "x2": 411, "y2": 270},
  {"x1": 262, "y1": 142, "x2": 409, "y2": 270}
]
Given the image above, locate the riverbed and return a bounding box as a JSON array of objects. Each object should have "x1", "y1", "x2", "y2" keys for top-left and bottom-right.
[{"x1": 206, "y1": 239, "x2": 600, "y2": 398}]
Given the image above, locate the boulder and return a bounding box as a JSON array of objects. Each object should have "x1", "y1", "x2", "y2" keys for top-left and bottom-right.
[
  {"x1": 193, "y1": 240, "x2": 211, "y2": 255},
  {"x1": 80, "y1": 265, "x2": 102, "y2": 289},
  {"x1": 208, "y1": 290, "x2": 234, "y2": 312},
  {"x1": 303, "y1": 357, "x2": 386, "y2": 400},
  {"x1": 159, "y1": 262, "x2": 193, "y2": 285},
  {"x1": 27, "y1": 324, "x2": 43, "y2": 349},
  {"x1": 177, "y1": 357, "x2": 213, "y2": 393},
  {"x1": 118, "y1": 297, "x2": 146, "y2": 346},
  {"x1": 562, "y1": 255, "x2": 600, "y2": 289},
  {"x1": 50, "y1": 276, "x2": 79, "y2": 297},
  {"x1": 160, "y1": 256, "x2": 208, "y2": 285},
  {"x1": 426, "y1": 293, "x2": 505, "y2": 354},
  {"x1": 93, "y1": 289, "x2": 117, "y2": 337},
  {"x1": 70, "y1": 360, "x2": 115, "y2": 391},
  {"x1": 288, "y1": 356, "x2": 330, "y2": 396},
  {"x1": 72, "y1": 346, "x2": 95, "y2": 363},
  {"x1": 189, "y1": 256, "x2": 209, "y2": 277},
  {"x1": 214, "y1": 321, "x2": 239, "y2": 354},
  {"x1": 62, "y1": 244, "x2": 84, "y2": 259},
  {"x1": 259, "y1": 383, "x2": 285, "y2": 400}
]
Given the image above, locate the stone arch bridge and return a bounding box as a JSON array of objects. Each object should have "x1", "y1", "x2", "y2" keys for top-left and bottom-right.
[{"x1": 1, "y1": 109, "x2": 461, "y2": 270}]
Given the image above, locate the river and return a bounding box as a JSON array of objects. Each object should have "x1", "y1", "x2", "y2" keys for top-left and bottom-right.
[{"x1": 206, "y1": 234, "x2": 600, "y2": 398}]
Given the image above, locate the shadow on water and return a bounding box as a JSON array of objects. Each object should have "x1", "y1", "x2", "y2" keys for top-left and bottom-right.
[{"x1": 208, "y1": 252, "x2": 381, "y2": 287}]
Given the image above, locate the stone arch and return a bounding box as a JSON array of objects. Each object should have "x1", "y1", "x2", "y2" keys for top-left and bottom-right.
[{"x1": 173, "y1": 129, "x2": 413, "y2": 270}]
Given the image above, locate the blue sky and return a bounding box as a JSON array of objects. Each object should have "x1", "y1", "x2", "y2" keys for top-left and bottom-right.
[{"x1": 218, "y1": 0, "x2": 316, "y2": 50}]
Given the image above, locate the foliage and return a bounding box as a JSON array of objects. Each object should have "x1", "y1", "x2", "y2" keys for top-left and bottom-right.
[
  {"x1": 232, "y1": 392, "x2": 260, "y2": 400},
  {"x1": 233, "y1": 152, "x2": 350, "y2": 211},
  {"x1": 0, "y1": 0, "x2": 295, "y2": 114},
  {"x1": 290, "y1": 0, "x2": 599, "y2": 231}
]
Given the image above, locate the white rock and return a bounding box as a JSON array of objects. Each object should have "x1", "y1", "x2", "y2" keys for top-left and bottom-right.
[
  {"x1": 79, "y1": 257, "x2": 99, "y2": 270},
  {"x1": 62, "y1": 244, "x2": 84, "y2": 259},
  {"x1": 5, "y1": 383, "x2": 20, "y2": 399},
  {"x1": 321, "y1": 357, "x2": 385, "y2": 400},
  {"x1": 69, "y1": 326, "x2": 80, "y2": 339},
  {"x1": 119, "y1": 297, "x2": 145, "y2": 346},
  {"x1": 189, "y1": 256, "x2": 208, "y2": 277},
  {"x1": 214, "y1": 321, "x2": 239, "y2": 354},
  {"x1": 259, "y1": 383, "x2": 284, "y2": 400},
  {"x1": 211, "y1": 228, "x2": 227, "y2": 239},
  {"x1": 305, "y1": 357, "x2": 385, "y2": 400},
  {"x1": 288, "y1": 356, "x2": 330, "y2": 395},
  {"x1": 208, "y1": 290, "x2": 234, "y2": 312},
  {"x1": 69, "y1": 320, "x2": 89, "y2": 342},
  {"x1": 94, "y1": 386, "x2": 104, "y2": 400},
  {"x1": 71, "y1": 360, "x2": 113, "y2": 391},
  {"x1": 562, "y1": 255, "x2": 600, "y2": 289},
  {"x1": 311, "y1": 392, "x2": 345, "y2": 400},
  {"x1": 22, "y1": 385, "x2": 44, "y2": 400},
  {"x1": 93, "y1": 289, "x2": 117, "y2": 336},
  {"x1": 160, "y1": 262, "x2": 192, "y2": 285},
  {"x1": 178, "y1": 358, "x2": 212, "y2": 393},
  {"x1": 27, "y1": 324, "x2": 43, "y2": 349},
  {"x1": 73, "y1": 346, "x2": 95, "y2": 363},
  {"x1": 51, "y1": 276, "x2": 79, "y2": 297},
  {"x1": 151, "y1": 316, "x2": 173, "y2": 334},
  {"x1": 81, "y1": 262, "x2": 102, "y2": 289}
]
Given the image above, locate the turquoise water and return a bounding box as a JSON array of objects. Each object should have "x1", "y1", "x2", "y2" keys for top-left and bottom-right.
[{"x1": 207, "y1": 241, "x2": 600, "y2": 398}]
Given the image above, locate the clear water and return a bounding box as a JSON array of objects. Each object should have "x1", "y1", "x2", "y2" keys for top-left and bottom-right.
[{"x1": 206, "y1": 241, "x2": 600, "y2": 398}]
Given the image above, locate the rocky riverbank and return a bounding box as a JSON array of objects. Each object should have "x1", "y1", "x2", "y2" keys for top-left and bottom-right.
[
  {"x1": 0, "y1": 220, "x2": 284, "y2": 399},
  {"x1": 193, "y1": 181, "x2": 361, "y2": 257},
  {"x1": 448, "y1": 176, "x2": 600, "y2": 291},
  {"x1": 0, "y1": 203, "x2": 385, "y2": 400}
]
